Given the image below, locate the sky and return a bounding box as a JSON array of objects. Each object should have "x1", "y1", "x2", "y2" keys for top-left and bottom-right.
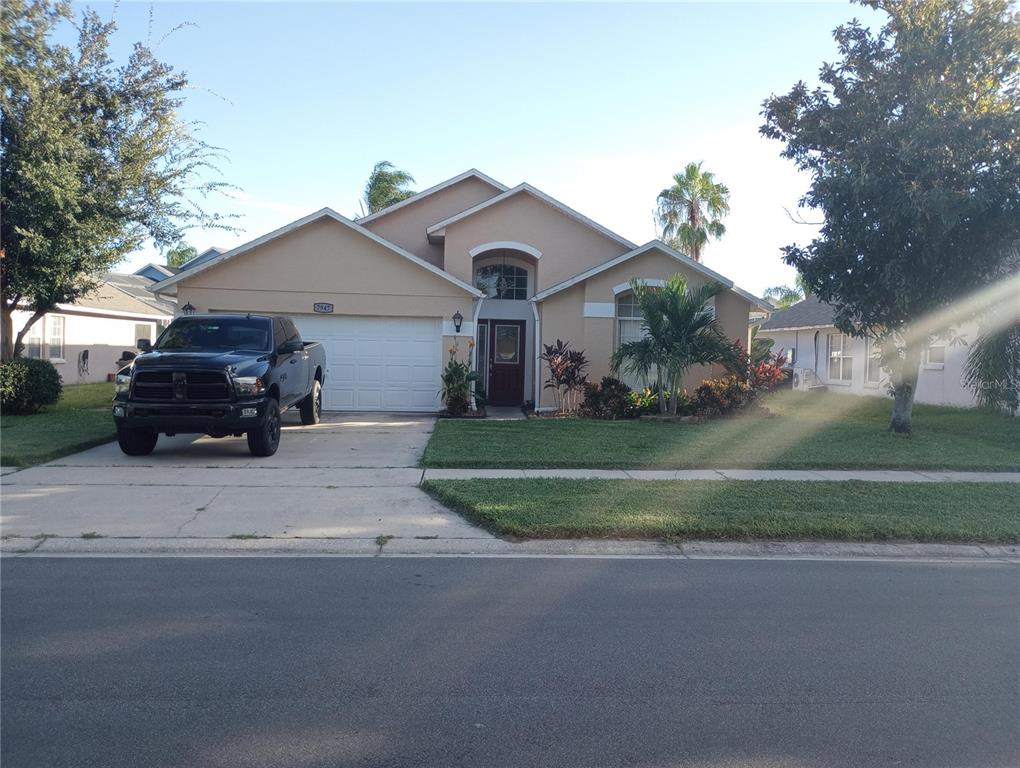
[{"x1": 70, "y1": 1, "x2": 884, "y2": 295}]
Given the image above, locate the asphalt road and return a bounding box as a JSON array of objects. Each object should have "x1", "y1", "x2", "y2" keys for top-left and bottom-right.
[{"x1": 2, "y1": 557, "x2": 1018, "y2": 768}]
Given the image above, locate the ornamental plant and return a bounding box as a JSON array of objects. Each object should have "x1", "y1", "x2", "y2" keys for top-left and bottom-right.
[
  {"x1": 0, "y1": 357, "x2": 62, "y2": 414},
  {"x1": 439, "y1": 340, "x2": 480, "y2": 416},
  {"x1": 540, "y1": 340, "x2": 589, "y2": 413}
]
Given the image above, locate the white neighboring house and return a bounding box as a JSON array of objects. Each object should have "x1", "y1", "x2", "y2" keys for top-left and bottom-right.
[
  {"x1": 759, "y1": 295, "x2": 978, "y2": 408},
  {"x1": 12, "y1": 272, "x2": 175, "y2": 384}
]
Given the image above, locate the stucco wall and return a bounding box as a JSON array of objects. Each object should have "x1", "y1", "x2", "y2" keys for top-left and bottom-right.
[
  {"x1": 12, "y1": 309, "x2": 162, "y2": 384},
  {"x1": 174, "y1": 217, "x2": 475, "y2": 325},
  {"x1": 441, "y1": 193, "x2": 630, "y2": 293},
  {"x1": 361, "y1": 176, "x2": 502, "y2": 267},
  {"x1": 767, "y1": 323, "x2": 979, "y2": 407},
  {"x1": 535, "y1": 250, "x2": 752, "y2": 409}
]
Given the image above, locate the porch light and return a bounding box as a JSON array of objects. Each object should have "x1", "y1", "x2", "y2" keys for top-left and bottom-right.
[
  {"x1": 452, "y1": 310, "x2": 464, "y2": 333},
  {"x1": 181, "y1": 302, "x2": 197, "y2": 315}
]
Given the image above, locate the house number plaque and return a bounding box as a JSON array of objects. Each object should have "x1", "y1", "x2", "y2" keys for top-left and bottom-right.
[{"x1": 313, "y1": 303, "x2": 334, "y2": 314}]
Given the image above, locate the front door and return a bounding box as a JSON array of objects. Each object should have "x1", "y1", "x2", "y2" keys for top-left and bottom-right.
[{"x1": 486, "y1": 320, "x2": 525, "y2": 405}]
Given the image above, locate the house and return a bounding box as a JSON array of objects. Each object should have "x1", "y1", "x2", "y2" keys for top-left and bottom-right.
[
  {"x1": 149, "y1": 169, "x2": 770, "y2": 412},
  {"x1": 12, "y1": 273, "x2": 176, "y2": 384},
  {"x1": 759, "y1": 295, "x2": 978, "y2": 407}
]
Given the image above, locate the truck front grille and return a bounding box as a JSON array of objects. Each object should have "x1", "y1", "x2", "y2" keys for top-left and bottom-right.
[{"x1": 133, "y1": 370, "x2": 231, "y2": 402}]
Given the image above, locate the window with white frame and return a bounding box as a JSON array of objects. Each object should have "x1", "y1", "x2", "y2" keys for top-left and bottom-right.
[
  {"x1": 24, "y1": 320, "x2": 44, "y2": 359},
  {"x1": 616, "y1": 292, "x2": 646, "y2": 388},
  {"x1": 47, "y1": 315, "x2": 65, "y2": 360},
  {"x1": 827, "y1": 332, "x2": 853, "y2": 381},
  {"x1": 866, "y1": 338, "x2": 882, "y2": 384},
  {"x1": 926, "y1": 341, "x2": 946, "y2": 366}
]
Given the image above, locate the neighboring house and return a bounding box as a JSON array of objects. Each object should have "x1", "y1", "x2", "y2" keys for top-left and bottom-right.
[
  {"x1": 133, "y1": 263, "x2": 179, "y2": 282},
  {"x1": 759, "y1": 295, "x2": 978, "y2": 407},
  {"x1": 12, "y1": 273, "x2": 175, "y2": 384},
  {"x1": 150, "y1": 169, "x2": 769, "y2": 412}
]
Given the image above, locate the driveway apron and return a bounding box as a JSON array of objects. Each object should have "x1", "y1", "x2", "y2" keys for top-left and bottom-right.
[{"x1": 0, "y1": 413, "x2": 491, "y2": 542}]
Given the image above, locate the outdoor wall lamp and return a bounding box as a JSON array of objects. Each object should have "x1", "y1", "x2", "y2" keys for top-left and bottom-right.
[
  {"x1": 181, "y1": 302, "x2": 197, "y2": 315},
  {"x1": 452, "y1": 310, "x2": 464, "y2": 333}
]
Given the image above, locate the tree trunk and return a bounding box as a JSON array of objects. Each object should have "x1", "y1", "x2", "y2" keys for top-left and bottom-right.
[
  {"x1": 1, "y1": 303, "x2": 13, "y2": 361},
  {"x1": 889, "y1": 345, "x2": 921, "y2": 434},
  {"x1": 669, "y1": 373, "x2": 680, "y2": 416}
]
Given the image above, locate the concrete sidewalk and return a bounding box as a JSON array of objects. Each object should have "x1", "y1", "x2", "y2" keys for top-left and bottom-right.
[{"x1": 421, "y1": 468, "x2": 1020, "y2": 482}]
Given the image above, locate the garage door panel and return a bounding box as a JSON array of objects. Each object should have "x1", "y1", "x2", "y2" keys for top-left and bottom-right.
[{"x1": 292, "y1": 315, "x2": 442, "y2": 412}]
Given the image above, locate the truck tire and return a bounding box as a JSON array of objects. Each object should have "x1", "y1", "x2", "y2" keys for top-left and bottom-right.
[
  {"x1": 299, "y1": 380, "x2": 322, "y2": 425},
  {"x1": 247, "y1": 398, "x2": 281, "y2": 457},
  {"x1": 117, "y1": 426, "x2": 158, "y2": 456}
]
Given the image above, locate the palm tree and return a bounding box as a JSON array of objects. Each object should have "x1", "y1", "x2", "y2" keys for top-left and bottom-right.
[
  {"x1": 656, "y1": 162, "x2": 730, "y2": 261},
  {"x1": 361, "y1": 161, "x2": 416, "y2": 215},
  {"x1": 611, "y1": 274, "x2": 739, "y2": 415}
]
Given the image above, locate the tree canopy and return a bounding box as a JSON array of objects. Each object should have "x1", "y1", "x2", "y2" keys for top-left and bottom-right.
[
  {"x1": 760, "y1": 0, "x2": 1020, "y2": 432},
  {"x1": 1, "y1": 0, "x2": 233, "y2": 359},
  {"x1": 361, "y1": 161, "x2": 416, "y2": 215},
  {"x1": 655, "y1": 162, "x2": 731, "y2": 262},
  {"x1": 166, "y1": 243, "x2": 198, "y2": 268}
]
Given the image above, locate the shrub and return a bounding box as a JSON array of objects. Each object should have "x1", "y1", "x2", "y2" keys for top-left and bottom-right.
[
  {"x1": 541, "y1": 340, "x2": 589, "y2": 412},
  {"x1": 750, "y1": 352, "x2": 789, "y2": 391},
  {"x1": 579, "y1": 377, "x2": 635, "y2": 419},
  {"x1": 0, "y1": 357, "x2": 62, "y2": 414},
  {"x1": 693, "y1": 374, "x2": 753, "y2": 416},
  {"x1": 440, "y1": 341, "x2": 480, "y2": 417},
  {"x1": 628, "y1": 386, "x2": 661, "y2": 416}
]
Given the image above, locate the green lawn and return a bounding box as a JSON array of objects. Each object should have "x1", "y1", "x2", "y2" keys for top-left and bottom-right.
[
  {"x1": 423, "y1": 391, "x2": 1020, "y2": 471},
  {"x1": 423, "y1": 478, "x2": 1020, "y2": 543},
  {"x1": 1, "y1": 382, "x2": 116, "y2": 467}
]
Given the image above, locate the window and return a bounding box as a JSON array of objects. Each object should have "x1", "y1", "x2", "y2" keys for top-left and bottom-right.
[
  {"x1": 827, "y1": 333, "x2": 853, "y2": 382},
  {"x1": 23, "y1": 316, "x2": 63, "y2": 360},
  {"x1": 24, "y1": 320, "x2": 44, "y2": 359},
  {"x1": 135, "y1": 323, "x2": 152, "y2": 346},
  {"x1": 616, "y1": 292, "x2": 647, "y2": 388},
  {"x1": 47, "y1": 316, "x2": 64, "y2": 360},
  {"x1": 866, "y1": 339, "x2": 882, "y2": 384},
  {"x1": 926, "y1": 342, "x2": 946, "y2": 366},
  {"x1": 786, "y1": 347, "x2": 797, "y2": 366},
  {"x1": 475, "y1": 264, "x2": 528, "y2": 300},
  {"x1": 494, "y1": 324, "x2": 520, "y2": 364}
]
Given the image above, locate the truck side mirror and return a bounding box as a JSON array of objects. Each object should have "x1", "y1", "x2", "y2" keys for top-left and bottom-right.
[
  {"x1": 137, "y1": 339, "x2": 151, "y2": 352},
  {"x1": 278, "y1": 339, "x2": 302, "y2": 354}
]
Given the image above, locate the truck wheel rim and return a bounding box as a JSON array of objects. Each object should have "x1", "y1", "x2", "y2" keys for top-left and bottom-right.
[
  {"x1": 269, "y1": 408, "x2": 280, "y2": 444},
  {"x1": 315, "y1": 389, "x2": 321, "y2": 419}
]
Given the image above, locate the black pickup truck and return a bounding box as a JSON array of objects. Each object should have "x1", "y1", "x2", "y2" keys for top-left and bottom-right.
[{"x1": 112, "y1": 314, "x2": 325, "y2": 457}]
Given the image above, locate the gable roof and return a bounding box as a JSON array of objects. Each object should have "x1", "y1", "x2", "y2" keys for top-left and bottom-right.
[
  {"x1": 758, "y1": 295, "x2": 835, "y2": 331},
  {"x1": 177, "y1": 246, "x2": 227, "y2": 272},
  {"x1": 530, "y1": 240, "x2": 767, "y2": 311},
  {"x1": 149, "y1": 208, "x2": 484, "y2": 297},
  {"x1": 104, "y1": 273, "x2": 177, "y2": 315},
  {"x1": 356, "y1": 169, "x2": 508, "y2": 225},
  {"x1": 425, "y1": 183, "x2": 638, "y2": 251},
  {"x1": 133, "y1": 263, "x2": 178, "y2": 280}
]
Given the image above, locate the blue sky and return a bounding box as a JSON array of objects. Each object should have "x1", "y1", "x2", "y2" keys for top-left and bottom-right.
[{"x1": 73, "y1": 1, "x2": 883, "y2": 294}]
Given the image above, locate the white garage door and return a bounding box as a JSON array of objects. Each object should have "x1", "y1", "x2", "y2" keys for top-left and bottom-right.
[{"x1": 292, "y1": 315, "x2": 442, "y2": 412}]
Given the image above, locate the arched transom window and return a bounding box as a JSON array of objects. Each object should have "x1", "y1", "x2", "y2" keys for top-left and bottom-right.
[{"x1": 475, "y1": 263, "x2": 528, "y2": 300}]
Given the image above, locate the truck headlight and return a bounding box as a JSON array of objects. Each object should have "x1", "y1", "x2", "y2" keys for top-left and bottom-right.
[
  {"x1": 115, "y1": 372, "x2": 132, "y2": 394},
  {"x1": 233, "y1": 376, "x2": 265, "y2": 397}
]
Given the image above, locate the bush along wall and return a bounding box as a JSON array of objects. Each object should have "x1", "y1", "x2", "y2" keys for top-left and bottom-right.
[{"x1": 0, "y1": 357, "x2": 62, "y2": 414}]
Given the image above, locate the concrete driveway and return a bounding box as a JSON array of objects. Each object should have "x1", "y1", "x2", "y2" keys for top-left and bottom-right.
[{"x1": 0, "y1": 413, "x2": 491, "y2": 544}]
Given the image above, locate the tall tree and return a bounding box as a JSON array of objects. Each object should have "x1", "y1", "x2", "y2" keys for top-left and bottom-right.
[
  {"x1": 361, "y1": 161, "x2": 415, "y2": 215},
  {"x1": 611, "y1": 274, "x2": 739, "y2": 416},
  {"x1": 655, "y1": 162, "x2": 731, "y2": 262},
  {"x1": 1, "y1": 0, "x2": 233, "y2": 359},
  {"x1": 762, "y1": 285, "x2": 804, "y2": 309},
  {"x1": 166, "y1": 243, "x2": 198, "y2": 268},
  {"x1": 761, "y1": 0, "x2": 1020, "y2": 433}
]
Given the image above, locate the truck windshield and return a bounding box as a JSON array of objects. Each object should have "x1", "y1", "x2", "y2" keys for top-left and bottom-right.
[{"x1": 155, "y1": 317, "x2": 272, "y2": 352}]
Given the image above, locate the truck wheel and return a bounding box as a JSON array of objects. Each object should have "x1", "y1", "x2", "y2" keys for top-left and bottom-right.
[
  {"x1": 247, "y1": 398, "x2": 281, "y2": 457},
  {"x1": 117, "y1": 426, "x2": 158, "y2": 456},
  {"x1": 299, "y1": 380, "x2": 322, "y2": 425}
]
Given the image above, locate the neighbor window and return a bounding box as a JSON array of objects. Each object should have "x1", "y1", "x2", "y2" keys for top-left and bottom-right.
[
  {"x1": 827, "y1": 332, "x2": 853, "y2": 382},
  {"x1": 24, "y1": 319, "x2": 44, "y2": 359},
  {"x1": 475, "y1": 264, "x2": 528, "y2": 300},
  {"x1": 926, "y1": 342, "x2": 946, "y2": 365},
  {"x1": 24, "y1": 316, "x2": 63, "y2": 360},
  {"x1": 866, "y1": 338, "x2": 882, "y2": 384},
  {"x1": 135, "y1": 323, "x2": 152, "y2": 345},
  {"x1": 47, "y1": 315, "x2": 65, "y2": 360}
]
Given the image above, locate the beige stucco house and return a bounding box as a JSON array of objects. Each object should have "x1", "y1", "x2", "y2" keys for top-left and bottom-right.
[{"x1": 150, "y1": 169, "x2": 768, "y2": 412}]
